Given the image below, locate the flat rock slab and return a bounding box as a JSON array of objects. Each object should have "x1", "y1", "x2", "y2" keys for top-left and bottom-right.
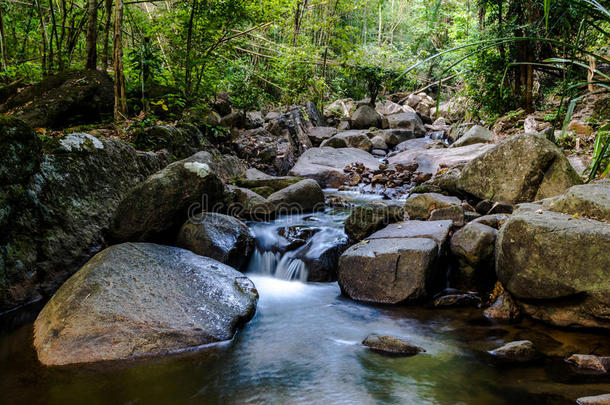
[
  {"x1": 362, "y1": 333, "x2": 425, "y2": 356},
  {"x1": 368, "y1": 220, "x2": 452, "y2": 246},
  {"x1": 389, "y1": 143, "x2": 493, "y2": 174},
  {"x1": 33, "y1": 243, "x2": 258, "y2": 366}
]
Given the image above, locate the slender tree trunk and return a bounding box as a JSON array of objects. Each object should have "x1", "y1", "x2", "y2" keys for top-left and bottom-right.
[
  {"x1": 85, "y1": 0, "x2": 98, "y2": 69},
  {"x1": 378, "y1": 3, "x2": 382, "y2": 44},
  {"x1": 113, "y1": 0, "x2": 127, "y2": 120},
  {"x1": 102, "y1": 0, "x2": 112, "y2": 70},
  {"x1": 35, "y1": 0, "x2": 50, "y2": 75}
]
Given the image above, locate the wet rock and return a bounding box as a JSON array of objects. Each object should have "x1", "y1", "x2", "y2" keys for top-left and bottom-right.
[
  {"x1": 457, "y1": 134, "x2": 582, "y2": 204},
  {"x1": 404, "y1": 193, "x2": 462, "y2": 220},
  {"x1": 308, "y1": 127, "x2": 338, "y2": 146},
  {"x1": 289, "y1": 147, "x2": 380, "y2": 188},
  {"x1": 577, "y1": 394, "x2": 610, "y2": 405},
  {"x1": 321, "y1": 130, "x2": 373, "y2": 151},
  {"x1": 488, "y1": 340, "x2": 537, "y2": 362},
  {"x1": 109, "y1": 153, "x2": 225, "y2": 242},
  {"x1": 386, "y1": 111, "x2": 425, "y2": 137},
  {"x1": 33, "y1": 243, "x2": 258, "y2": 365},
  {"x1": 433, "y1": 289, "x2": 481, "y2": 308},
  {"x1": 278, "y1": 226, "x2": 321, "y2": 250},
  {"x1": 351, "y1": 104, "x2": 382, "y2": 129},
  {"x1": 541, "y1": 182, "x2": 610, "y2": 221},
  {"x1": 225, "y1": 185, "x2": 275, "y2": 220},
  {"x1": 496, "y1": 205, "x2": 610, "y2": 329},
  {"x1": 484, "y1": 285, "x2": 521, "y2": 322},
  {"x1": 451, "y1": 125, "x2": 494, "y2": 148},
  {"x1": 1, "y1": 70, "x2": 113, "y2": 128},
  {"x1": 566, "y1": 354, "x2": 610, "y2": 373},
  {"x1": 450, "y1": 223, "x2": 497, "y2": 292},
  {"x1": 344, "y1": 202, "x2": 405, "y2": 241},
  {"x1": 301, "y1": 237, "x2": 350, "y2": 282},
  {"x1": 389, "y1": 143, "x2": 493, "y2": 174},
  {"x1": 267, "y1": 179, "x2": 325, "y2": 213},
  {"x1": 362, "y1": 333, "x2": 425, "y2": 356},
  {"x1": 176, "y1": 213, "x2": 254, "y2": 270},
  {"x1": 372, "y1": 149, "x2": 386, "y2": 157},
  {"x1": 338, "y1": 237, "x2": 439, "y2": 304}
]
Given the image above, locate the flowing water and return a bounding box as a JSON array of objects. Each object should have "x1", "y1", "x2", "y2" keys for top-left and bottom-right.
[{"x1": 1, "y1": 193, "x2": 610, "y2": 404}]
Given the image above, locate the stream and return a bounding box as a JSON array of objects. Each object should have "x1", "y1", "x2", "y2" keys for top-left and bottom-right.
[{"x1": 1, "y1": 191, "x2": 610, "y2": 404}]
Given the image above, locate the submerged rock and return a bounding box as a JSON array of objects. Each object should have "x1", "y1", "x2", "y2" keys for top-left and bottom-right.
[
  {"x1": 176, "y1": 213, "x2": 254, "y2": 270},
  {"x1": 33, "y1": 243, "x2": 258, "y2": 366},
  {"x1": 362, "y1": 333, "x2": 425, "y2": 356},
  {"x1": 488, "y1": 340, "x2": 537, "y2": 362},
  {"x1": 566, "y1": 354, "x2": 610, "y2": 373},
  {"x1": 433, "y1": 289, "x2": 481, "y2": 308}
]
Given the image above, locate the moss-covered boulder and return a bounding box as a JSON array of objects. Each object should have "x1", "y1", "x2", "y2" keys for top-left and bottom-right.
[
  {"x1": 404, "y1": 193, "x2": 462, "y2": 220},
  {"x1": 541, "y1": 181, "x2": 610, "y2": 221},
  {"x1": 1, "y1": 128, "x2": 169, "y2": 311},
  {"x1": 457, "y1": 133, "x2": 582, "y2": 204},
  {"x1": 225, "y1": 185, "x2": 275, "y2": 220},
  {"x1": 267, "y1": 179, "x2": 325, "y2": 213},
  {"x1": 496, "y1": 205, "x2": 610, "y2": 329},
  {"x1": 236, "y1": 168, "x2": 304, "y2": 194},
  {"x1": 109, "y1": 153, "x2": 225, "y2": 242},
  {"x1": 33, "y1": 243, "x2": 258, "y2": 365}
]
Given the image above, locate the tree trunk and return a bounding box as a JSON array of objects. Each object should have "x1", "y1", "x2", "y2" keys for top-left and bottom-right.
[
  {"x1": 185, "y1": 0, "x2": 197, "y2": 97},
  {"x1": 113, "y1": 0, "x2": 127, "y2": 120},
  {"x1": 86, "y1": 0, "x2": 98, "y2": 70},
  {"x1": 102, "y1": 0, "x2": 113, "y2": 71}
]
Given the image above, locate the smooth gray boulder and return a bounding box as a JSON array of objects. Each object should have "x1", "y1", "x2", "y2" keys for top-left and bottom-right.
[
  {"x1": 321, "y1": 130, "x2": 373, "y2": 151},
  {"x1": 457, "y1": 133, "x2": 582, "y2": 203},
  {"x1": 33, "y1": 243, "x2": 258, "y2": 365},
  {"x1": 451, "y1": 125, "x2": 493, "y2": 147},
  {"x1": 289, "y1": 147, "x2": 380, "y2": 188},
  {"x1": 176, "y1": 213, "x2": 254, "y2": 270},
  {"x1": 496, "y1": 205, "x2": 610, "y2": 329},
  {"x1": 338, "y1": 237, "x2": 439, "y2": 304},
  {"x1": 362, "y1": 333, "x2": 425, "y2": 356},
  {"x1": 351, "y1": 104, "x2": 382, "y2": 129},
  {"x1": 308, "y1": 126, "x2": 338, "y2": 146},
  {"x1": 389, "y1": 143, "x2": 493, "y2": 174},
  {"x1": 267, "y1": 179, "x2": 325, "y2": 212},
  {"x1": 386, "y1": 111, "x2": 425, "y2": 137},
  {"x1": 368, "y1": 220, "x2": 452, "y2": 247}
]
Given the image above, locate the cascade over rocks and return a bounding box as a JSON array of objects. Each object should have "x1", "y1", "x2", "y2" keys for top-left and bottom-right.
[
  {"x1": 176, "y1": 213, "x2": 254, "y2": 270},
  {"x1": 457, "y1": 133, "x2": 582, "y2": 204},
  {"x1": 109, "y1": 152, "x2": 225, "y2": 243},
  {"x1": 33, "y1": 243, "x2": 258, "y2": 365},
  {"x1": 1, "y1": 123, "x2": 169, "y2": 312},
  {"x1": 289, "y1": 147, "x2": 381, "y2": 187}
]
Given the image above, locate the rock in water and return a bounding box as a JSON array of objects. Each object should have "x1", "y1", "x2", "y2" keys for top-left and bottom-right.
[
  {"x1": 565, "y1": 354, "x2": 610, "y2": 373},
  {"x1": 457, "y1": 133, "x2": 582, "y2": 203},
  {"x1": 33, "y1": 243, "x2": 258, "y2": 366},
  {"x1": 362, "y1": 333, "x2": 425, "y2": 356},
  {"x1": 577, "y1": 394, "x2": 610, "y2": 405},
  {"x1": 488, "y1": 340, "x2": 537, "y2": 362},
  {"x1": 109, "y1": 153, "x2": 225, "y2": 242},
  {"x1": 267, "y1": 179, "x2": 325, "y2": 213},
  {"x1": 176, "y1": 213, "x2": 254, "y2": 270}
]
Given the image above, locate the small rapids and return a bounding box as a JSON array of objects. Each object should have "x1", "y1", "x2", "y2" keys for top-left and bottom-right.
[{"x1": 247, "y1": 208, "x2": 350, "y2": 281}]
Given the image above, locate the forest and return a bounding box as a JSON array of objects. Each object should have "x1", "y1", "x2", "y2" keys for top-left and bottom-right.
[{"x1": 1, "y1": 1, "x2": 610, "y2": 404}]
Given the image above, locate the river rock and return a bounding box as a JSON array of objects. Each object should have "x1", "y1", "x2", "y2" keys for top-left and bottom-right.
[
  {"x1": 321, "y1": 130, "x2": 373, "y2": 151},
  {"x1": 566, "y1": 354, "x2": 610, "y2": 373},
  {"x1": 372, "y1": 129, "x2": 415, "y2": 147},
  {"x1": 472, "y1": 214, "x2": 511, "y2": 229},
  {"x1": 488, "y1": 340, "x2": 537, "y2": 362},
  {"x1": 308, "y1": 127, "x2": 338, "y2": 146},
  {"x1": 351, "y1": 104, "x2": 382, "y2": 129},
  {"x1": 457, "y1": 133, "x2": 582, "y2": 203},
  {"x1": 362, "y1": 333, "x2": 425, "y2": 356},
  {"x1": 33, "y1": 243, "x2": 258, "y2": 365},
  {"x1": 451, "y1": 125, "x2": 493, "y2": 148},
  {"x1": 541, "y1": 182, "x2": 610, "y2": 221},
  {"x1": 429, "y1": 205, "x2": 465, "y2": 227},
  {"x1": 433, "y1": 289, "x2": 481, "y2": 308},
  {"x1": 389, "y1": 143, "x2": 493, "y2": 174},
  {"x1": 450, "y1": 223, "x2": 497, "y2": 292},
  {"x1": 289, "y1": 147, "x2": 380, "y2": 187},
  {"x1": 1, "y1": 126, "x2": 169, "y2": 311},
  {"x1": 109, "y1": 153, "x2": 225, "y2": 242},
  {"x1": 344, "y1": 202, "x2": 405, "y2": 241},
  {"x1": 370, "y1": 136, "x2": 388, "y2": 151},
  {"x1": 237, "y1": 168, "x2": 304, "y2": 193},
  {"x1": 368, "y1": 220, "x2": 452, "y2": 247},
  {"x1": 176, "y1": 213, "x2": 254, "y2": 270},
  {"x1": 225, "y1": 185, "x2": 275, "y2": 220},
  {"x1": 404, "y1": 193, "x2": 462, "y2": 220},
  {"x1": 484, "y1": 289, "x2": 521, "y2": 322},
  {"x1": 386, "y1": 111, "x2": 425, "y2": 137},
  {"x1": 338, "y1": 237, "x2": 439, "y2": 304},
  {"x1": 267, "y1": 179, "x2": 325, "y2": 213},
  {"x1": 577, "y1": 394, "x2": 610, "y2": 405},
  {"x1": 496, "y1": 205, "x2": 610, "y2": 329}
]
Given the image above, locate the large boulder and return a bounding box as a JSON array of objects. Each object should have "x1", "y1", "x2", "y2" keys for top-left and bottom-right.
[
  {"x1": 308, "y1": 127, "x2": 338, "y2": 146},
  {"x1": 367, "y1": 220, "x2": 453, "y2": 248},
  {"x1": 225, "y1": 185, "x2": 275, "y2": 220},
  {"x1": 109, "y1": 153, "x2": 225, "y2": 242},
  {"x1": 386, "y1": 112, "x2": 425, "y2": 137},
  {"x1": 457, "y1": 134, "x2": 582, "y2": 204},
  {"x1": 338, "y1": 237, "x2": 439, "y2": 304},
  {"x1": 541, "y1": 181, "x2": 610, "y2": 221},
  {"x1": 176, "y1": 213, "x2": 254, "y2": 270},
  {"x1": 496, "y1": 205, "x2": 610, "y2": 329},
  {"x1": 450, "y1": 222, "x2": 497, "y2": 292},
  {"x1": 344, "y1": 202, "x2": 405, "y2": 241},
  {"x1": 451, "y1": 125, "x2": 494, "y2": 148},
  {"x1": 321, "y1": 130, "x2": 373, "y2": 151},
  {"x1": 0, "y1": 70, "x2": 113, "y2": 129},
  {"x1": 404, "y1": 193, "x2": 462, "y2": 220},
  {"x1": 289, "y1": 147, "x2": 381, "y2": 188},
  {"x1": 267, "y1": 179, "x2": 325, "y2": 213},
  {"x1": 236, "y1": 168, "x2": 304, "y2": 195},
  {"x1": 389, "y1": 143, "x2": 493, "y2": 174},
  {"x1": 33, "y1": 243, "x2": 258, "y2": 365},
  {"x1": 351, "y1": 104, "x2": 382, "y2": 129},
  {"x1": 371, "y1": 129, "x2": 414, "y2": 147},
  {"x1": 0, "y1": 128, "x2": 169, "y2": 312}
]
